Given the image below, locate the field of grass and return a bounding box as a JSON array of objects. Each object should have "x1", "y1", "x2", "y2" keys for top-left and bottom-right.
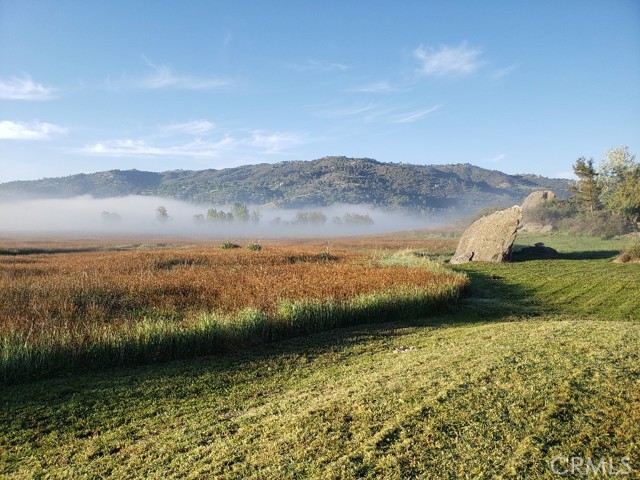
[
  {"x1": 0, "y1": 241, "x2": 466, "y2": 382},
  {"x1": 1, "y1": 233, "x2": 639, "y2": 478}
]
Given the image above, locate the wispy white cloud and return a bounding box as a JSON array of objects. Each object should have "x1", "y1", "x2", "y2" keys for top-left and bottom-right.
[
  {"x1": 487, "y1": 153, "x2": 506, "y2": 163},
  {"x1": 0, "y1": 75, "x2": 57, "y2": 100},
  {"x1": 318, "y1": 101, "x2": 439, "y2": 125},
  {"x1": 289, "y1": 59, "x2": 350, "y2": 72},
  {"x1": 142, "y1": 57, "x2": 231, "y2": 90},
  {"x1": 349, "y1": 81, "x2": 405, "y2": 93},
  {"x1": 81, "y1": 137, "x2": 236, "y2": 158},
  {"x1": 317, "y1": 103, "x2": 380, "y2": 119},
  {"x1": 248, "y1": 131, "x2": 307, "y2": 153},
  {"x1": 0, "y1": 120, "x2": 67, "y2": 140},
  {"x1": 161, "y1": 120, "x2": 216, "y2": 135},
  {"x1": 80, "y1": 127, "x2": 307, "y2": 158},
  {"x1": 414, "y1": 42, "x2": 483, "y2": 77},
  {"x1": 391, "y1": 105, "x2": 440, "y2": 124},
  {"x1": 490, "y1": 64, "x2": 519, "y2": 80}
]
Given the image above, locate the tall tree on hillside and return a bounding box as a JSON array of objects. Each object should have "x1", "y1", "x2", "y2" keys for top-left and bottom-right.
[{"x1": 571, "y1": 157, "x2": 600, "y2": 214}]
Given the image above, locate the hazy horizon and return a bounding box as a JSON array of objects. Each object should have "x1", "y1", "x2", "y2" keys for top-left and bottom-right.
[{"x1": 0, "y1": 195, "x2": 455, "y2": 237}]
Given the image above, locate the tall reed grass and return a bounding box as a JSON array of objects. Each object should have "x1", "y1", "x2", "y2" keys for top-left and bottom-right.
[{"x1": 0, "y1": 246, "x2": 467, "y2": 382}]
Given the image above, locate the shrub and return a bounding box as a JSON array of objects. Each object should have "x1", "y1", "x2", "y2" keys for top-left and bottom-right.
[
  {"x1": 563, "y1": 211, "x2": 633, "y2": 239},
  {"x1": 219, "y1": 242, "x2": 241, "y2": 249},
  {"x1": 618, "y1": 237, "x2": 640, "y2": 263},
  {"x1": 245, "y1": 243, "x2": 262, "y2": 251},
  {"x1": 523, "y1": 199, "x2": 577, "y2": 227}
]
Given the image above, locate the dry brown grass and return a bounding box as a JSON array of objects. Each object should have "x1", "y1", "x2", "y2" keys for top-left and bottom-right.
[{"x1": 0, "y1": 241, "x2": 464, "y2": 350}]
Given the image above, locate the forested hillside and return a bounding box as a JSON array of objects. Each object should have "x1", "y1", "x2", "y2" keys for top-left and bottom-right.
[{"x1": 0, "y1": 157, "x2": 571, "y2": 212}]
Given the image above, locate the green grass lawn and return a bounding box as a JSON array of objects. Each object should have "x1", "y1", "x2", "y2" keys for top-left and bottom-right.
[{"x1": 1, "y1": 234, "x2": 639, "y2": 479}]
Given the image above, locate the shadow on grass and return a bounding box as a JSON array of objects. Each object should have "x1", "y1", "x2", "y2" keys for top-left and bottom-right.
[
  {"x1": 512, "y1": 250, "x2": 619, "y2": 261},
  {"x1": 445, "y1": 268, "x2": 544, "y2": 319}
]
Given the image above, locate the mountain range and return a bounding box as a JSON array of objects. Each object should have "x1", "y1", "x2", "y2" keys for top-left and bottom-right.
[{"x1": 0, "y1": 157, "x2": 571, "y2": 213}]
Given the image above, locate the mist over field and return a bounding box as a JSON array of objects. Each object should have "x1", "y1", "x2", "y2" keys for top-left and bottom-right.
[{"x1": 0, "y1": 195, "x2": 441, "y2": 237}]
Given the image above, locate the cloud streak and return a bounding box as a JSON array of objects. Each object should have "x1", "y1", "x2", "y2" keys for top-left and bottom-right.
[
  {"x1": 142, "y1": 58, "x2": 231, "y2": 90},
  {"x1": 80, "y1": 127, "x2": 307, "y2": 158},
  {"x1": 0, "y1": 120, "x2": 68, "y2": 140},
  {"x1": 490, "y1": 64, "x2": 519, "y2": 80},
  {"x1": 249, "y1": 131, "x2": 307, "y2": 153},
  {"x1": 0, "y1": 75, "x2": 57, "y2": 100},
  {"x1": 487, "y1": 153, "x2": 506, "y2": 163},
  {"x1": 414, "y1": 42, "x2": 483, "y2": 77},
  {"x1": 317, "y1": 103, "x2": 380, "y2": 119},
  {"x1": 318, "y1": 102, "x2": 439, "y2": 125},
  {"x1": 349, "y1": 81, "x2": 405, "y2": 94},
  {"x1": 161, "y1": 120, "x2": 216, "y2": 135},
  {"x1": 392, "y1": 106, "x2": 440, "y2": 124},
  {"x1": 81, "y1": 137, "x2": 236, "y2": 158},
  {"x1": 289, "y1": 59, "x2": 350, "y2": 72}
]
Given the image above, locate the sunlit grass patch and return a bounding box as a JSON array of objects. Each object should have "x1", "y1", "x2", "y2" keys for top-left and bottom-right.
[{"x1": 1, "y1": 318, "x2": 637, "y2": 479}]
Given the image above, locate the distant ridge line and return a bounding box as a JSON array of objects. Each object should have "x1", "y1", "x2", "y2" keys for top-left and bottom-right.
[{"x1": 0, "y1": 156, "x2": 571, "y2": 213}]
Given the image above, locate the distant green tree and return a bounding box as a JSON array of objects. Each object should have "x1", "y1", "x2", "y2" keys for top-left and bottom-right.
[
  {"x1": 231, "y1": 202, "x2": 250, "y2": 222},
  {"x1": 570, "y1": 157, "x2": 600, "y2": 214},
  {"x1": 292, "y1": 211, "x2": 327, "y2": 225},
  {"x1": 309, "y1": 211, "x2": 327, "y2": 224},
  {"x1": 193, "y1": 214, "x2": 205, "y2": 224},
  {"x1": 343, "y1": 212, "x2": 374, "y2": 225},
  {"x1": 207, "y1": 208, "x2": 219, "y2": 221},
  {"x1": 207, "y1": 208, "x2": 233, "y2": 222},
  {"x1": 156, "y1": 206, "x2": 170, "y2": 223}
]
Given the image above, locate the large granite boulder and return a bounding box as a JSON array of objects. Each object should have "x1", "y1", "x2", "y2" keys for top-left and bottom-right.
[{"x1": 450, "y1": 206, "x2": 523, "y2": 264}]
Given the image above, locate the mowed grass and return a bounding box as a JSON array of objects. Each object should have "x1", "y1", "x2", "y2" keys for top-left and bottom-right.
[
  {"x1": 1, "y1": 233, "x2": 639, "y2": 479},
  {"x1": 2, "y1": 320, "x2": 638, "y2": 479}
]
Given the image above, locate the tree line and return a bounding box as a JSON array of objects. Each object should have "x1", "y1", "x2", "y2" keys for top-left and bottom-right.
[
  {"x1": 525, "y1": 146, "x2": 639, "y2": 237},
  {"x1": 571, "y1": 146, "x2": 639, "y2": 222},
  {"x1": 146, "y1": 202, "x2": 375, "y2": 227}
]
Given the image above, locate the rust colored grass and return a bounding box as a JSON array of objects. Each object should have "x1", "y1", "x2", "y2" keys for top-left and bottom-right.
[{"x1": 0, "y1": 241, "x2": 467, "y2": 381}]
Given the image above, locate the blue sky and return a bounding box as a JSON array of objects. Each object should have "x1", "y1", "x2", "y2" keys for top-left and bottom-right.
[{"x1": 1, "y1": 0, "x2": 638, "y2": 183}]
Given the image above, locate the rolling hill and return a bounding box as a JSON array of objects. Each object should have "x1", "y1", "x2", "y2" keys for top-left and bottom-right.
[{"x1": 0, "y1": 157, "x2": 571, "y2": 213}]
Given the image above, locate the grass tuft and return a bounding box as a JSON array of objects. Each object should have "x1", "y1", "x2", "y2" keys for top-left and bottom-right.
[{"x1": 617, "y1": 236, "x2": 640, "y2": 263}]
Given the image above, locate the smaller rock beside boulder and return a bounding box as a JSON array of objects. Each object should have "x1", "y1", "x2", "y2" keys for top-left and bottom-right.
[
  {"x1": 522, "y1": 190, "x2": 555, "y2": 210},
  {"x1": 450, "y1": 206, "x2": 523, "y2": 264},
  {"x1": 520, "y1": 190, "x2": 556, "y2": 232}
]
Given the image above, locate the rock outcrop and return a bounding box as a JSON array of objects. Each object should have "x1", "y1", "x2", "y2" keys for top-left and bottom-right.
[
  {"x1": 520, "y1": 190, "x2": 556, "y2": 232},
  {"x1": 522, "y1": 190, "x2": 555, "y2": 210},
  {"x1": 450, "y1": 206, "x2": 523, "y2": 264}
]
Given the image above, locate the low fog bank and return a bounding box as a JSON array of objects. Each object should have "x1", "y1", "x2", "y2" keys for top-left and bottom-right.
[{"x1": 0, "y1": 195, "x2": 456, "y2": 237}]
